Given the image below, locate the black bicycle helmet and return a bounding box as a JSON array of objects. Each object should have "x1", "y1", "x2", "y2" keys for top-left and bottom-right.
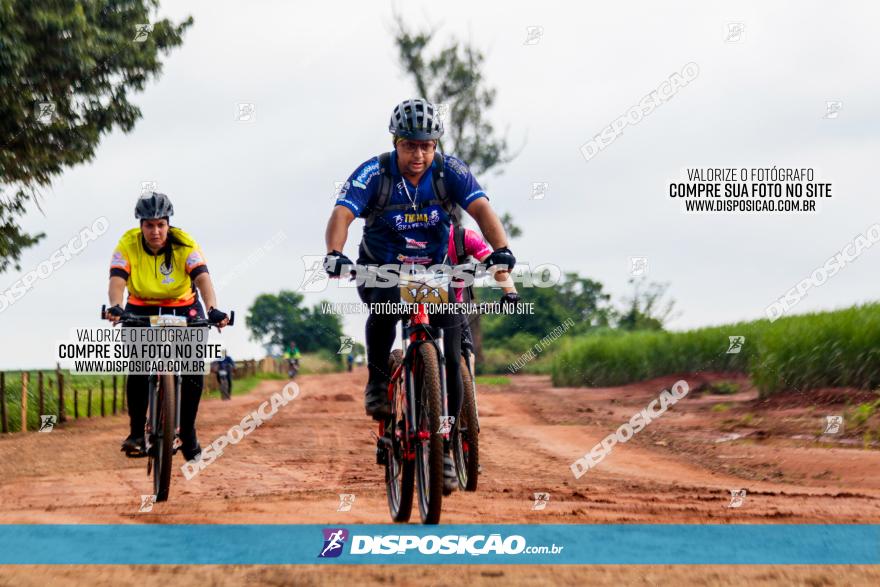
[
  {"x1": 388, "y1": 98, "x2": 444, "y2": 140},
  {"x1": 135, "y1": 192, "x2": 174, "y2": 220}
]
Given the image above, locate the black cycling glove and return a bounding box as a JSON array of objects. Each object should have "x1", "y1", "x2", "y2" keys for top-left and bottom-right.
[
  {"x1": 107, "y1": 304, "x2": 125, "y2": 319},
  {"x1": 208, "y1": 307, "x2": 228, "y2": 324},
  {"x1": 500, "y1": 292, "x2": 520, "y2": 307},
  {"x1": 324, "y1": 250, "x2": 353, "y2": 278},
  {"x1": 486, "y1": 247, "x2": 516, "y2": 271}
]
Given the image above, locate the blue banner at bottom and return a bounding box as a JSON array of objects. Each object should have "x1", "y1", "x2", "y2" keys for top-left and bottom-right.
[{"x1": 0, "y1": 524, "x2": 876, "y2": 565}]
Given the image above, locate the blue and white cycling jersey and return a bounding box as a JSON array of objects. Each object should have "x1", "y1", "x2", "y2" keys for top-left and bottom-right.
[{"x1": 334, "y1": 151, "x2": 487, "y2": 265}]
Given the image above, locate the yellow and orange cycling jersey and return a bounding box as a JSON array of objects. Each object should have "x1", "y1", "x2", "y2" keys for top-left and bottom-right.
[{"x1": 109, "y1": 227, "x2": 208, "y2": 306}]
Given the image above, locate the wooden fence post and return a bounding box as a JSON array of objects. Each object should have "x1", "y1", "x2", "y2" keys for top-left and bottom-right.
[
  {"x1": 73, "y1": 387, "x2": 78, "y2": 419},
  {"x1": 57, "y1": 364, "x2": 67, "y2": 423},
  {"x1": 47, "y1": 377, "x2": 53, "y2": 416},
  {"x1": 38, "y1": 371, "x2": 44, "y2": 417},
  {"x1": 101, "y1": 380, "x2": 106, "y2": 417},
  {"x1": 21, "y1": 372, "x2": 29, "y2": 432},
  {"x1": 112, "y1": 376, "x2": 118, "y2": 415},
  {"x1": 0, "y1": 372, "x2": 7, "y2": 433},
  {"x1": 87, "y1": 388, "x2": 93, "y2": 418}
]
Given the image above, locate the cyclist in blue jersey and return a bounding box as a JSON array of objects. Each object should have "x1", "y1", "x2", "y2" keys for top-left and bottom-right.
[{"x1": 323, "y1": 98, "x2": 517, "y2": 492}]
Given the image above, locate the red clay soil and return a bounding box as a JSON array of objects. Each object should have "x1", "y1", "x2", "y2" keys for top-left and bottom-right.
[{"x1": 1, "y1": 369, "x2": 877, "y2": 585}]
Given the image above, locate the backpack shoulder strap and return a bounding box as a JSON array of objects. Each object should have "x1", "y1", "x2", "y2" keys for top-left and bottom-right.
[
  {"x1": 431, "y1": 152, "x2": 458, "y2": 221},
  {"x1": 453, "y1": 223, "x2": 467, "y2": 261},
  {"x1": 365, "y1": 152, "x2": 394, "y2": 227}
]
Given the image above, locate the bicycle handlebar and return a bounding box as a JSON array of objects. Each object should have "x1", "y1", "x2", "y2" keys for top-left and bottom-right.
[{"x1": 100, "y1": 305, "x2": 235, "y2": 329}]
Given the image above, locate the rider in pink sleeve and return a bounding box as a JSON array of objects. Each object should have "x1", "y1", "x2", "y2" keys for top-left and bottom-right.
[
  {"x1": 447, "y1": 224, "x2": 520, "y2": 378},
  {"x1": 448, "y1": 225, "x2": 516, "y2": 302}
]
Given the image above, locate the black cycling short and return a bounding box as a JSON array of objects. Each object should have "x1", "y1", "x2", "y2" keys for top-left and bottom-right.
[
  {"x1": 123, "y1": 301, "x2": 205, "y2": 438},
  {"x1": 356, "y1": 269, "x2": 465, "y2": 424}
]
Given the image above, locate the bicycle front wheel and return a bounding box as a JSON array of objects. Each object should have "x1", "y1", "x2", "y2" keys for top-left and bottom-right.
[
  {"x1": 153, "y1": 373, "x2": 176, "y2": 502},
  {"x1": 414, "y1": 343, "x2": 444, "y2": 525}
]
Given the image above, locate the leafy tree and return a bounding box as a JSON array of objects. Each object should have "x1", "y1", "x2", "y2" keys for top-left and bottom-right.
[
  {"x1": 247, "y1": 290, "x2": 344, "y2": 354},
  {"x1": 481, "y1": 272, "x2": 613, "y2": 344},
  {"x1": 392, "y1": 13, "x2": 516, "y2": 176},
  {"x1": 498, "y1": 212, "x2": 521, "y2": 239},
  {"x1": 350, "y1": 341, "x2": 365, "y2": 358},
  {"x1": 616, "y1": 277, "x2": 678, "y2": 331},
  {"x1": 0, "y1": 0, "x2": 192, "y2": 272}
]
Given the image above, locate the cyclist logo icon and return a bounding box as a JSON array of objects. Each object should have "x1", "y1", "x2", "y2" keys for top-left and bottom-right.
[
  {"x1": 532, "y1": 492, "x2": 551, "y2": 510},
  {"x1": 298, "y1": 256, "x2": 329, "y2": 293},
  {"x1": 337, "y1": 494, "x2": 355, "y2": 512},
  {"x1": 727, "y1": 489, "x2": 747, "y2": 508},
  {"x1": 35, "y1": 101, "x2": 56, "y2": 125},
  {"x1": 318, "y1": 528, "x2": 349, "y2": 558},
  {"x1": 337, "y1": 336, "x2": 354, "y2": 355},
  {"x1": 523, "y1": 26, "x2": 544, "y2": 45},
  {"x1": 438, "y1": 416, "x2": 455, "y2": 435},
  {"x1": 139, "y1": 495, "x2": 157, "y2": 513},
  {"x1": 727, "y1": 336, "x2": 745, "y2": 354},
  {"x1": 133, "y1": 24, "x2": 153, "y2": 43},
  {"x1": 38, "y1": 415, "x2": 57, "y2": 433},
  {"x1": 823, "y1": 415, "x2": 843, "y2": 434}
]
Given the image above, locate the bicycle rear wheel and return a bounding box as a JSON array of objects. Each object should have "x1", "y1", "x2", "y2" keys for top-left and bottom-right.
[
  {"x1": 384, "y1": 350, "x2": 414, "y2": 522},
  {"x1": 153, "y1": 373, "x2": 176, "y2": 502},
  {"x1": 453, "y1": 354, "x2": 479, "y2": 491},
  {"x1": 414, "y1": 343, "x2": 444, "y2": 524}
]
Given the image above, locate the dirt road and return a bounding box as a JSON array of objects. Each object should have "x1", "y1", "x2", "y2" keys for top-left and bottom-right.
[{"x1": 1, "y1": 368, "x2": 878, "y2": 585}]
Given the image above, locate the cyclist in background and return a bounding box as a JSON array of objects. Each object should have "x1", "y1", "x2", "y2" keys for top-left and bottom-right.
[
  {"x1": 106, "y1": 192, "x2": 229, "y2": 459},
  {"x1": 214, "y1": 353, "x2": 235, "y2": 399},
  {"x1": 447, "y1": 222, "x2": 519, "y2": 371},
  {"x1": 283, "y1": 341, "x2": 301, "y2": 377}
]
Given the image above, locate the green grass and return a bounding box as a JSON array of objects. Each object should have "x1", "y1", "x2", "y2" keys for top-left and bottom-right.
[
  {"x1": 550, "y1": 303, "x2": 880, "y2": 397},
  {"x1": 0, "y1": 370, "x2": 121, "y2": 432},
  {"x1": 707, "y1": 381, "x2": 741, "y2": 395},
  {"x1": 298, "y1": 351, "x2": 345, "y2": 374},
  {"x1": 475, "y1": 376, "x2": 510, "y2": 386},
  {"x1": 750, "y1": 304, "x2": 880, "y2": 394},
  {"x1": 848, "y1": 398, "x2": 880, "y2": 429},
  {"x1": 204, "y1": 371, "x2": 288, "y2": 399},
  {"x1": 478, "y1": 332, "x2": 564, "y2": 376}
]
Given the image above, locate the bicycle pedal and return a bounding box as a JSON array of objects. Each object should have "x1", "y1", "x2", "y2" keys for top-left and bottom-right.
[{"x1": 376, "y1": 446, "x2": 387, "y2": 466}]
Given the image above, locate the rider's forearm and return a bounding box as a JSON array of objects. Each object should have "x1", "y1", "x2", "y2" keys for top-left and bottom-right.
[
  {"x1": 325, "y1": 205, "x2": 355, "y2": 253},
  {"x1": 194, "y1": 273, "x2": 219, "y2": 310},
  {"x1": 495, "y1": 272, "x2": 517, "y2": 294},
  {"x1": 108, "y1": 276, "x2": 126, "y2": 307},
  {"x1": 467, "y1": 199, "x2": 508, "y2": 249}
]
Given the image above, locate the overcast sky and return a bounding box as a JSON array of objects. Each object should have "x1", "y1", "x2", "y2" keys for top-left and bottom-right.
[{"x1": 2, "y1": 1, "x2": 878, "y2": 369}]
